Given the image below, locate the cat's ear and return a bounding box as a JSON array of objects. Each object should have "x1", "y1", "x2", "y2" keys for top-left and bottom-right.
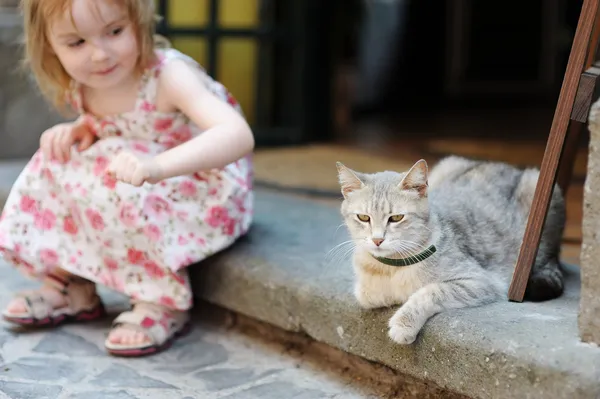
[
  {"x1": 336, "y1": 162, "x2": 364, "y2": 198},
  {"x1": 400, "y1": 159, "x2": 428, "y2": 197}
]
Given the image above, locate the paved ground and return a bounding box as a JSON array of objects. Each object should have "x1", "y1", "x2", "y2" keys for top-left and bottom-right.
[{"x1": 0, "y1": 263, "x2": 382, "y2": 399}]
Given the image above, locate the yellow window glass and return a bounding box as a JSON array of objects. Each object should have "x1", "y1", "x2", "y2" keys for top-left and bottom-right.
[
  {"x1": 218, "y1": 39, "x2": 257, "y2": 124},
  {"x1": 219, "y1": 0, "x2": 259, "y2": 28}
]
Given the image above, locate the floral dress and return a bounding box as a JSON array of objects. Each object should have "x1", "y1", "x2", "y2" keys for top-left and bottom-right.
[{"x1": 0, "y1": 48, "x2": 253, "y2": 311}]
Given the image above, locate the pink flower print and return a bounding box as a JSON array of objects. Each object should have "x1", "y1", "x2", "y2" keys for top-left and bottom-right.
[
  {"x1": 19, "y1": 196, "x2": 37, "y2": 214},
  {"x1": 154, "y1": 118, "x2": 173, "y2": 132},
  {"x1": 63, "y1": 215, "x2": 78, "y2": 235},
  {"x1": 143, "y1": 195, "x2": 172, "y2": 221},
  {"x1": 178, "y1": 235, "x2": 189, "y2": 245},
  {"x1": 159, "y1": 296, "x2": 176, "y2": 309},
  {"x1": 176, "y1": 211, "x2": 189, "y2": 221},
  {"x1": 70, "y1": 203, "x2": 83, "y2": 225},
  {"x1": 141, "y1": 316, "x2": 156, "y2": 329},
  {"x1": 143, "y1": 224, "x2": 161, "y2": 242},
  {"x1": 192, "y1": 172, "x2": 209, "y2": 182},
  {"x1": 171, "y1": 270, "x2": 188, "y2": 285},
  {"x1": 102, "y1": 173, "x2": 117, "y2": 189},
  {"x1": 233, "y1": 196, "x2": 247, "y2": 213},
  {"x1": 223, "y1": 218, "x2": 237, "y2": 236},
  {"x1": 118, "y1": 202, "x2": 138, "y2": 227},
  {"x1": 41, "y1": 168, "x2": 55, "y2": 184},
  {"x1": 29, "y1": 153, "x2": 42, "y2": 173},
  {"x1": 140, "y1": 101, "x2": 156, "y2": 112},
  {"x1": 39, "y1": 249, "x2": 59, "y2": 269},
  {"x1": 205, "y1": 205, "x2": 229, "y2": 227},
  {"x1": 100, "y1": 120, "x2": 118, "y2": 136},
  {"x1": 93, "y1": 156, "x2": 109, "y2": 176},
  {"x1": 133, "y1": 142, "x2": 150, "y2": 153},
  {"x1": 34, "y1": 209, "x2": 56, "y2": 231},
  {"x1": 104, "y1": 257, "x2": 119, "y2": 271},
  {"x1": 226, "y1": 91, "x2": 238, "y2": 107},
  {"x1": 127, "y1": 248, "x2": 146, "y2": 264},
  {"x1": 172, "y1": 125, "x2": 192, "y2": 142},
  {"x1": 178, "y1": 181, "x2": 197, "y2": 197},
  {"x1": 143, "y1": 260, "x2": 165, "y2": 279},
  {"x1": 85, "y1": 208, "x2": 105, "y2": 231}
]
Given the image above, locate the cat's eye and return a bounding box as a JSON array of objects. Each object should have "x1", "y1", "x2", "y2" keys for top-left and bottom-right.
[
  {"x1": 388, "y1": 214, "x2": 404, "y2": 223},
  {"x1": 356, "y1": 214, "x2": 370, "y2": 222}
]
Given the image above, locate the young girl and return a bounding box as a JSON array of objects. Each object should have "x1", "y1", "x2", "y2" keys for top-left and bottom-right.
[{"x1": 0, "y1": 0, "x2": 254, "y2": 357}]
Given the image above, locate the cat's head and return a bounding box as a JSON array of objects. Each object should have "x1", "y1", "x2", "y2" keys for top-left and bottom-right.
[{"x1": 336, "y1": 159, "x2": 431, "y2": 258}]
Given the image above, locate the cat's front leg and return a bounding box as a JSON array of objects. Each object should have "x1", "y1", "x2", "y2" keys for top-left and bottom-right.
[
  {"x1": 354, "y1": 281, "x2": 400, "y2": 309},
  {"x1": 387, "y1": 278, "x2": 500, "y2": 344},
  {"x1": 354, "y1": 282, "x2": 384, "y2": 309}
]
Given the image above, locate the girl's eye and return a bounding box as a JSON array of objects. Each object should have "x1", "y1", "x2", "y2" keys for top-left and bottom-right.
[
  {"x1": 356, "y1": 214, "x2": 370, "y2": 222},
  {"x1": 68, "y1": 39, "x2": 85, "y2": 48},
  {"x1": 388, "y1": 214, "x2": 404, "y2": 223},
  {"x1": 110, "y1": 27, "x2": 123, "y2": 36}
]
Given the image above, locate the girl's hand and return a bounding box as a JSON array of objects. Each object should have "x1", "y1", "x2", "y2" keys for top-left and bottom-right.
[
  {"x1": 106, "y1": 152, "x2": 163, "y2": 187},
  {"x1": 39, "y1": 118, "x2": 96, "y2": 163}
]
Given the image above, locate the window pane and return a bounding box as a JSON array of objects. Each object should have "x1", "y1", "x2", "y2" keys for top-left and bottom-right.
[
  {"x1": 219, "y1": 0, "x2": 258, "y2": 28},
  {"x1": 168, "y1": 0, "x2": 208, "y2": 27},
  {"x1": 170, "y1": 37, "x2": 208, "y2": 67},
  {"x1": 218, "y1": 39, "x2": 257, "y2": 124}
]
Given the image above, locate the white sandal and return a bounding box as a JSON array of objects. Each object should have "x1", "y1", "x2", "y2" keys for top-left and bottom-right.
[
  {"x1": 104, "y1": 302, "x2": 191, "y2": 357},
  {"x1": 2, "y1": 273, "x2": 106, "y2": 327}
]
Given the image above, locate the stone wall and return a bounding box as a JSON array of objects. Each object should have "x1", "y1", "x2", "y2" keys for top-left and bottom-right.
[
  {"x1": 580, "y1": 99, "x2": 600, "y2": 345},
  {"x1": 0, "y1": 11, "x2": 66, "y2": 160}
]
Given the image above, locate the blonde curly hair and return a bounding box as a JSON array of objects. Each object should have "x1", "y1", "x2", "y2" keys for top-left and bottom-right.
[{"x1": 20, "y1": 0, "x2": 167, "y2": 114}]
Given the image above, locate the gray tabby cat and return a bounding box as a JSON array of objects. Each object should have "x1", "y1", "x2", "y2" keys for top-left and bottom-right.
[{"x1": 336, "y1": 155, "x2": 565, "y2": 345}]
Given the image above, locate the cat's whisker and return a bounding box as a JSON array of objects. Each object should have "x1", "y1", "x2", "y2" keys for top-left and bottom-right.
[
  {"x1": 391, "y1": 243, "x2": 413, "y2": 258},
  {"x1": 324, "y1": 239, "x2": 358, "y2": 268},
  {"x1": 325, "y1": 243, "x2": 355, "y2": 262},
  {"x1": 332, "y1": 223, "x2": 347, "y2": 239},
  {"x1": 398, "y1": 239, "x2": 427, "y2": 251},
  {"x1": 326, "y1": 239, "x2": 356, "y2": 256},
  {"x1": 326, "y1": 245, "x2": 357, "y2": 270},
  {"x1": 395, "y1": 241, "x2": 419, "y2": 255}
]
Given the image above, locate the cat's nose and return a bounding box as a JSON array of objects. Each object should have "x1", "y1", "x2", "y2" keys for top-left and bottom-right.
[{"x1": 372, "y1": 238, "x2": 384, "y2": 246}]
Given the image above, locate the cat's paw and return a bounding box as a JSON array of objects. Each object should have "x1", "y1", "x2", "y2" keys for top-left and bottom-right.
[
  {"x1": 388, "y1": 324, "x2": 418, "y2": 344},
  {"x1": 387, "y1": 311, "x2": 420, "y2": 345}
]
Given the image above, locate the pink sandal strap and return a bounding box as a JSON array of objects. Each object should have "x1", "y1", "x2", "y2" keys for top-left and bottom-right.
[{"x1": 106, "y1": 303, "x2": 189, "y2": 349}]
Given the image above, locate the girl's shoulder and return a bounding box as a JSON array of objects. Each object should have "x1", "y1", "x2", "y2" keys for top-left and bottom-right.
[{"x1": 150, "y1": 48, "x2": 207, "y2": 77}]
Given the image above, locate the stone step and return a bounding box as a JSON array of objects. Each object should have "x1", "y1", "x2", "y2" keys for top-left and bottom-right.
[
  {"x1": 0, "y1": 159, "x2": 598, "y2": 398},
  {"x1": 192, "y1": 190, "x2": 600, "y2": 399}
]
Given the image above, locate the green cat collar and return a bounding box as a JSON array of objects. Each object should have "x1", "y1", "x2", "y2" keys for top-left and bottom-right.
[{"x1": 372, "y1": 244, "x2": 437, "y2": 267}]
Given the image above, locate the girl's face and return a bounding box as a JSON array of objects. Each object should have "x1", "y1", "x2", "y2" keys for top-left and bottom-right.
[{"x1": 47, "y1": 0, "x2": 140, "y2": 90}]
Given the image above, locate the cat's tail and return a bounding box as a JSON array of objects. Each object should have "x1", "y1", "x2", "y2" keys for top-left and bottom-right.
[{"x1": 524, "y1": 259, "x2": 564, "y2": 301}]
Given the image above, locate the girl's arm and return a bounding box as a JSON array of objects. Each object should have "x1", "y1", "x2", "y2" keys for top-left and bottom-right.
[{"x1": 152, "y1": 59, "x2": 255, "y2": 180}]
